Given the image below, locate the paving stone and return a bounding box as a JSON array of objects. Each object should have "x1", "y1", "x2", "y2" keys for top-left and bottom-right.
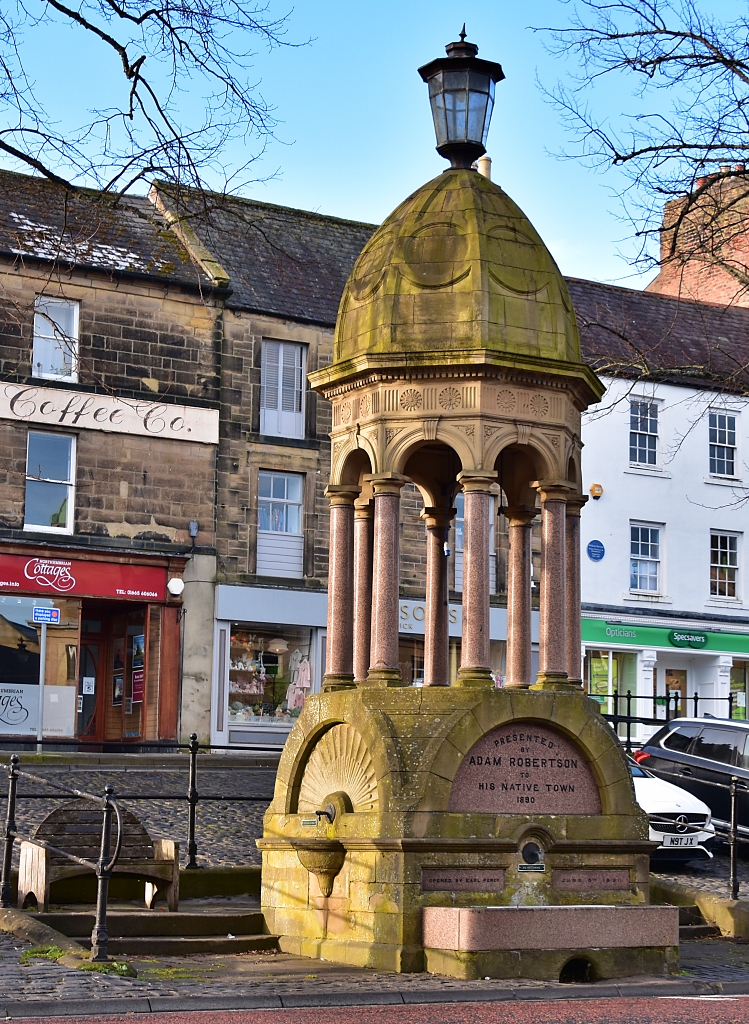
[
  {"x1": 653, "y1": 850, "x2": 749, "y2": 901},
  {"x1": 6, "y1": 765, "x2": 275, "y2": 868}
]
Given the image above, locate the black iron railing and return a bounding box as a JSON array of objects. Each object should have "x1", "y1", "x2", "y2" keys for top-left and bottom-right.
[
  {"x1": 596, "y1": 690, "x2": 737, "y2": 752},
  {"x1": 1, "y1": 754, "x2": 122, "y2": 960},
  {"x1": 644, "y1": 762, "x2": 749, "y2": 901},
  {"x1": 0, "y1": 734, "x2": 274, "y2": 872}
]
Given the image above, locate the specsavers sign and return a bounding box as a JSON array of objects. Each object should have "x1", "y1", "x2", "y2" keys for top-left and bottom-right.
[{"x1": 582, "y1": 618, "x2": 749, "y2": 656}]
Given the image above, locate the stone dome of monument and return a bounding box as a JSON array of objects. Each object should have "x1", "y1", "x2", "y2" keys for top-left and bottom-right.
[{"x1": 331, "y1": 167, "x2": 582, "y2": 379}]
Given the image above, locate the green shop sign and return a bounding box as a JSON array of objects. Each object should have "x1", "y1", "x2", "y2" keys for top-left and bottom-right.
[
  {"x1": 581, "y1": 618, "x2": 749, "y2": 656},
  {"x1": 668, "y1": 630, "x2": 708, "y2": 649}
]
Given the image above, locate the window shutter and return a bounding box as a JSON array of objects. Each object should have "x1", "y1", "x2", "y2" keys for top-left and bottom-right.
[
  {"x1": 261, "y1": 341, "x2": 280, "y2": 411},
  {"x1": 281, "y1": 344, "x2": 302, "y2": 413}
]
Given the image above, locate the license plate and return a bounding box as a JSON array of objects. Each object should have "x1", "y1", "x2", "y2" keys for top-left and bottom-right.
[{"x1": 662, "y1": 834, "x2": 698, "y2": 847}]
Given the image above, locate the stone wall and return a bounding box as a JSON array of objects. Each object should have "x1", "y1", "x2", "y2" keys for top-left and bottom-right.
[
  {"x1": 0, "y1": 264, "x2": 220, "y2": 402},
  {"x1": 0, "y1": 264, "x2": 220, "y2": 550},
  {"x1": 217, "y1": 309, "x2": 333, "y2": 582}
]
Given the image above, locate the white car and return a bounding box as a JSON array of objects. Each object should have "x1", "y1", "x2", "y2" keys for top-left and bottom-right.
[{"x1": 629, "y1": 756, "x2": 715, "y2": 858}]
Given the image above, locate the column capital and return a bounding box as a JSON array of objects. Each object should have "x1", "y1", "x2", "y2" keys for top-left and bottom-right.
[
  {"x1": 325, "y1": 484, "x2": 361, "y2": 506},
  {"x1": 565, "y1": 494, "x2": 588, "y2": 516},
  {"x1": 457, "y1": 469, "x2": 497, "y2": 493},
  {"x1": 421, "y1": 506, "x2": 456, "y2": 530},
  {"x1": 505, "y1": 504, "x2": 537, "y2": 526},
  {"x1": 365, "y1": 473, "x2": 408, "y2": 496},
  {"x1": 353, "y1": 500, "x2": 374, "y2": 520},
  {"x1": 532, "y1": 479, "x2": 572, "y2": 502}
]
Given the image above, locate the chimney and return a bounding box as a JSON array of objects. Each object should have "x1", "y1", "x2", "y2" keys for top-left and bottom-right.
[{"x1": 477, "y1": 155, "x2": 492, "y2": 180}]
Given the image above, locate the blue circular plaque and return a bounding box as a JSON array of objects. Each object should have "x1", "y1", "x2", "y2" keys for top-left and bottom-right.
[{"x1": 587, "y1": 540, "x2": 605, "y2": 562}]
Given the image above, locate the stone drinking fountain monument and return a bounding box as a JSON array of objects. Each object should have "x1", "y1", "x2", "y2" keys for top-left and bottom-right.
[{"x1": 258, "y1": 32, "x2": 678, "y2": 982}]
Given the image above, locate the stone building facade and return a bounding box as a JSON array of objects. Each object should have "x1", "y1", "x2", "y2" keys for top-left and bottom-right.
[
  {"x1": 3, "y1": 165, "x2": 748, "y2": 748},
  {"x1": 0, "y1": 172, "x2": 220, "y2": 745}
]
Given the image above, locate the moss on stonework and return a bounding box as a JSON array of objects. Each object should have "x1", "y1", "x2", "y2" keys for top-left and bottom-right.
[{"x1": 308, "y1": 169, "x2": 603, "y2": 404}]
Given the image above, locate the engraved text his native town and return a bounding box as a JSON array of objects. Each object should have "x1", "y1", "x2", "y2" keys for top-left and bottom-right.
[{"x1": 448, "y1": 722, "x2": 601, "y2": 814}]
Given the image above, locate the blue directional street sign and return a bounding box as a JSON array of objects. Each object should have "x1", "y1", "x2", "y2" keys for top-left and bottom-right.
[
  {"x1": 32, "y1": 607, "x2": 60, "y2": 624},
  {"x1": 586, "y1": 540, "x2": 605, "y2": 562}
]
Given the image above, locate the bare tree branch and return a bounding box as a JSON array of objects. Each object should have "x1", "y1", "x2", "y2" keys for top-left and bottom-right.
[
  {"x1": 0, "y1": 0, "x2": 298, "y2": 197},
  {"x1": 536, "y1": 1, "x2": 749, "y2": 291}
]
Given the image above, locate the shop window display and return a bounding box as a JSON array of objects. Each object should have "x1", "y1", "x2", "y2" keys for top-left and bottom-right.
[
  {"x1": 732, "y1": 662, "x2": 748, "y2": 720},
  {"x1": 228, "y1": 625, "x2": 313, "y2": 727}
]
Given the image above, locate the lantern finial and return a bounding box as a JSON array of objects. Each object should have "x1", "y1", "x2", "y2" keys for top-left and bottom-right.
[{"x1": 459, "y1": 24, "x2": 466, "y2": 42}]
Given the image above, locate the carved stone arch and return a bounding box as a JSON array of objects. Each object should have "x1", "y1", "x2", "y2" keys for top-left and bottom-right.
[
  {"x1": 566, "y1": 445, "x2": 580, "y2": 487},
  {"x1": 282, "y1": 704, "x2": 405, "y2": 816},
  {"x1": 428, "y1": 695, "x2": 638, "y2": 818},
  {"x1": 329, "y1": 431, "x2": 356, "y2": 484},
  {"x1": 479, "y1": 423, "x2": 557, "y2": 475},
  {"x1": 333, "y1": 443, "x2": 375, "y2": 488},
  {"x1": 385, "y1": 424, "x2": 471, "y2": 477},
  {"x1": 481, "y1": 424, "x2": 519, "y2": 468},
  {"x1": 525, "y1": 427, "x2": 565, "y2": 479}
]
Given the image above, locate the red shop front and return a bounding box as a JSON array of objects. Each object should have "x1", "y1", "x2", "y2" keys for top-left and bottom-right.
[{"x1": 0, "y1": 546, "x2": 184, "y2": 745}]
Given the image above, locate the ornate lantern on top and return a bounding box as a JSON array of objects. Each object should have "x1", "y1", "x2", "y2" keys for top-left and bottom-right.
[{"x1": 418, "y1": 26, "x2": 505, "y2": 168}]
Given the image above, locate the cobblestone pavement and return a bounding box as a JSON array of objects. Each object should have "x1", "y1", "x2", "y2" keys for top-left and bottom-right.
[
  {"x1": 0, "y1": 932, "x2": 740, "y2": 1004},
  {"x1": 652, "y1": 849, "x2": 749, "y2": 900},
  {"x1": 3, "y1": 764, "x2": 276, "y2": 867}
]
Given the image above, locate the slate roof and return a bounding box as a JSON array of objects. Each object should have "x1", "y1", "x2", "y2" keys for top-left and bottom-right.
[
  {"x1": 569, "y1": 277, "x2": 749, "y2": 392},
  {"x1": 0, "y1": 170, "x2": 207, "y2": 287},
  {"x1": 170, "y1": 186, "x2": 749, "y2": 391},
  {"x1": 2, "y1": 171, "x2": 747, "y2": 392},
  {"x1": 155, "y1": 186, "x2": 377, "y2": 326}
]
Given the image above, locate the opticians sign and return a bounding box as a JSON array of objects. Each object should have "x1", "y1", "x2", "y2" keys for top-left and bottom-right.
[
  {"x1": 0, "y1": 554, "x2": 166, "y2": 601},
  {"x1": 0, "y1": 384, "x2": 218, "y2": 445}
]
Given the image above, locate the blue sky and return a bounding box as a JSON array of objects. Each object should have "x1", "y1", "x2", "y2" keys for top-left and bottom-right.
[{"x1": 11, "y1": 0, "x2": 673, "y2": 286}]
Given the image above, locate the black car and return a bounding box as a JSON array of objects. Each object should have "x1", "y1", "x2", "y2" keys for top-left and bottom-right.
[{"x1": 635, "y1": 717, "x2": 749, "y2": 834}]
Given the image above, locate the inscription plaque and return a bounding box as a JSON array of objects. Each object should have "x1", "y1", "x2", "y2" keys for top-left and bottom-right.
[
  {"x1": 552, "y1": 869, "x2": 630, "y2": 891},
  {"x1": 448, "y1": 721, "x2": 601, "y2": 814},
  {"x1": 421, "y1": 868, "x2": 506, "y2": 892}
]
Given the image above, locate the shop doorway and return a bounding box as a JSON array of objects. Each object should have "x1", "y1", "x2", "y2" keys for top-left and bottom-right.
[
  {"x1": 664, "y1": 668, "x2": 688, "y2": 715},
  {"x1": 79, "y1": 600, "x2": 149, "y2": 744}
]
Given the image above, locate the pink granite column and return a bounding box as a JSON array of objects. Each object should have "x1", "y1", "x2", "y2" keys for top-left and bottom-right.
[
  {"x1": 534, "y1": 483, "x2": 570, "y2": 689},
  {"x1": 565, "y1": 496, "x2": 587, "y2": 689},
  {"x1": 456, "y1": 471, "x2": 497, "y2": 688},
  {"x1": 504, "y1": 505, "x2": 536, "y2": 689},
  {"x1": 422, "y1": 507, "x2": 454, "y2": 686},
  {"x1": 367, "y1": 477, "x2": 407, "y2": 688},
  {"x1": 353, "y1": 500, "x2": 374, "y2": 685},
  {"x1": 323, "y1": 486, "x2": 359, "y2": 692}
]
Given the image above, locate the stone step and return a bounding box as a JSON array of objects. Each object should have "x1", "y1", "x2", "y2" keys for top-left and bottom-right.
[
  {"x1": 77, "y1": 933, "x2": 279, "y2": 956},
  {"x1": 679, "y1": 924, "x2": 721, "y2": 940},
  {"x1": 36, "y1": 910, "x2": 266, "y2": 938},
  {"x1": 678, "y1": 906, "x2": 705, "y2": 927}
]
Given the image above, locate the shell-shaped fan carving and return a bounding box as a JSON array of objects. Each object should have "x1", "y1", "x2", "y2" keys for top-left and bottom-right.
[{"x1": 297, "y1": 724, "x2": 379, "y2": 813}]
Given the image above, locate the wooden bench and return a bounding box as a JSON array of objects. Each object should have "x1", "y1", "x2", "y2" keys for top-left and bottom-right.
[{"x1": 17, "y1": 800, "x2": 179, "y2": 913}]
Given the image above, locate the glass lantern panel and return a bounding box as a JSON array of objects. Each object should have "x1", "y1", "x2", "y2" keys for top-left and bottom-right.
[
  {"x1": 482, "y1": 92, "x2": 495, "y2": 144},
  {"x1": 443, "y1": 69, "x2": 469, "y2": 91},
  {"x1": 468, "y1": 72, "x2": 491, "y2": 95},
  {"x1": 467, "y1": 91, "x2": 490, "y2": 144},
  {"x1": 429, "y1": 73, "x2": 449, "y2": 146},
  {"x1": 444, "y1": 90, "x2": 468, "y2": 142}
]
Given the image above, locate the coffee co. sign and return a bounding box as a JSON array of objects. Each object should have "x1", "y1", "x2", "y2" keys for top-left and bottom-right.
[
  {"x1": 1, "y1": 384, "x2": 218, "y2": 444},
  {"x1": 0, "y1": 553, "x2": 166, "y2": 601}
]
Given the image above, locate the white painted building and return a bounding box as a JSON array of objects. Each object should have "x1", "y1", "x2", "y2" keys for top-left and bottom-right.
[{"x1": 580, "y1": 373, "x2": 749, "y2": 738}]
